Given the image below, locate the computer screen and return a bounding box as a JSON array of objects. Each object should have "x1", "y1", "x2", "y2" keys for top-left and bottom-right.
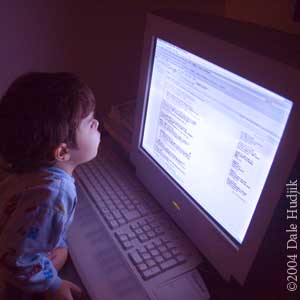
[
  {"x1": 141, "y1": 38, "x2": 292, "y2": 244},
  {"x1": 131, "y1": 11, "x2": 300, "y2": 285}
]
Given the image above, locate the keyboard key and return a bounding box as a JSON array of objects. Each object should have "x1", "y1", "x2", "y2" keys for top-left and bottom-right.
[
  {"x1": 101, "y1": 207, "x2": 110, "y2": 214},
  {"x1": 96, "y1": 201, "x2": 107, "y2": 209},
  {"x1": 124, "y1": 200, "x2": 132, "y2": 206},
  {"x1": 123, "y1": 210, "x2": 141, "y2": 221},
  {"x1": 154, "y1": 256, "x2": 164, "y2": 264},
  {"x1": 105, "y1": 199, "x2": 113, "y2": 206},
  {"x1": 108, "y1": 220, "x2": 119, "y2": 229},
  {"x1": 137, "y1": 205, "x2": 148, "y2": 215},
  {"x1": 135, "y1": 228, "x2": 143, "y2": 234},
  {"x1": 129, "y1": 252, "x2": 143, "y2": 265},
  {"x1": 105, "y1": 204, "x2": 114, "y2": 211},
  {"x1": 130, "y1": 223, "x2": 139, "y2": 230},
  {"x1": 132, "y1": 199, "x2": 140, "y2": 205},
  {"x1": 138, "y1": 234, "x2": 148, "y2": 242},
  {"x1": 146, "y1": 259, "x2": 156, "y2": 267},
  {"x1": 138, "y1": 220, "x2": 147, "y2": 226},
  {"x1": 161, "y1": 259, "x2": 178, "y2": 270},
  {"x1": 128, "y1": 232, "x2": 136, "y2": 240},
  {"x1": 146, "y1": 231, "x2": 156, "y2": 239},
  {"x1": 158, "y1": 246, "x2": 167, "y2": 252},
  {"x1": 138, "y1": 247, "x2": 147, "y2": 254},
  {"x1": 143, "y1": 225, "x2": 151, "y2": 232},
  {"x1": 103, "y1": 213, "x2": 114, "y2": 221},
  {"x1": 137, "y1": 263, "x2": 147, "y2": 272},
  {"x1": 171, "y1": 248, "x2": 181, "y2": 256},
  {"x1": 154, "y1": 227, "x2": 164, "y2": 235},
  {"x1": 146, "y1": 244, "x2": 155, "y2": 251},
  {"x1": 123, "y1": 241, "x2": 133, "y2": 249},
  {"x1": 150, "y1": 249, "x2": 159, "y2": 256},
  {"x1": 142, "y1": 266, "x2": 161, "y2": 280},
  {"x1": 162, "y1": 235, "x2": 179, "y2": 242},
  {"x1": 162, "y1": 252, "x2": 172, "y2": 260},
  {"x1": 127, "y1": 204, "x2": 135, "y2": 211},
  {"x1": 153, "y1": 240, "x2": 162, "y2": 246},
  {"x1": 176, "y1": 254, "x2": 187, "y2": 263},
  {"x1": 111, "y1": 210, "x2": 122, "y2": 219},
  {"x1": 118, "y1": 218, "x2": 126, "y2": 225},
  {"x1": 166, "y1": 242, "x2": 177, "y2": 249},
  {"x1": 142, "y1": 253, "x2": 151, "y2": 260},
  {"x1": 115, "y1": 234, "x2": 128, "y2": 242}
]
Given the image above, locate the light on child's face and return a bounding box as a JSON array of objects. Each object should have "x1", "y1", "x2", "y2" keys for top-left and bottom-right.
[{"x1": 71, "y1": 113, "x2": 101, "y2": 166}]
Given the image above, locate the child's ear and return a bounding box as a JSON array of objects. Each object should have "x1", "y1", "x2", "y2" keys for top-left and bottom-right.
[{"x1": 54, "y1": 143, "x2": 71, "y2": 162}]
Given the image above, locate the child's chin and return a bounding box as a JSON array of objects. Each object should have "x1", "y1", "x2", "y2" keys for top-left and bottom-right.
[{"x1": 84, "y1": 152, "x2": 99, "y2": 164}]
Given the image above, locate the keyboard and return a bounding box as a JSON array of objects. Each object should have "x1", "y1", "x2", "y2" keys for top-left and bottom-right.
[{"x1": 68, "y1": 137, "x2": 210, "y2": 300}]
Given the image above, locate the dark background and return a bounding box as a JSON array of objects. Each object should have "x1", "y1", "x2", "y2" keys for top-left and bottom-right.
[{"x1": 1, "y1": 1, "x2": 299, "y2": 299}]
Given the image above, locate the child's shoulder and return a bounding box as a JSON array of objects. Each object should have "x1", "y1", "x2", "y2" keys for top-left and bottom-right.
[
  {"x1": 0, "y1": 166, "x2": 76, "y2": 213},
  {"x1": 38, "y1": 167, "x2": 77, "y2": 212}
]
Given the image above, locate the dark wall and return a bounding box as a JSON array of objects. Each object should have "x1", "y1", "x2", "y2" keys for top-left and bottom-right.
[{"x1": 0, "y1": 1, "x2": 225, "y2": 114}]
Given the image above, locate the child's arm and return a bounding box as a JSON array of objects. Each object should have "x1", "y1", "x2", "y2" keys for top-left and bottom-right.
[
  {"x1": 48, "y1": 247, "x2": 68, "y2": 271},
  {"x1": 0, "y1": 186, "x2": 75, "y2": 294},
  {"x1": 44, "y1": 279, "x2": 82, "y2": 300}
]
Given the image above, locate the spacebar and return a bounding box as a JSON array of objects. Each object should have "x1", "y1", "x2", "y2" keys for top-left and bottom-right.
[{"x1": 68, "y1": 185, "x2": 150, "y2": 300}]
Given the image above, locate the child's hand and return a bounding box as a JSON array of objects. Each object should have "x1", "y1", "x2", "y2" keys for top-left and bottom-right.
[
  {"x1": 48, "y1": 247, "x2": 68, "y2": 271},
  {"x1": 44, "y1": 280, "x2": 82, "y2": 300}
]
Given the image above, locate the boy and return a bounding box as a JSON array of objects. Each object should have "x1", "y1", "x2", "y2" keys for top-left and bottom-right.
[{"x1": 0, "y1": 72, "x2": 101, "y2": 299}]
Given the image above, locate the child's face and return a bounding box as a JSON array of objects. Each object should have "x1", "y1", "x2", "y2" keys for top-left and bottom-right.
[{"x1": 70, "y1": 111, "x2": 101, "y2": 166}]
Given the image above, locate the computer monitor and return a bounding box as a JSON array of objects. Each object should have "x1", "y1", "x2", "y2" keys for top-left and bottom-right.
[{"x1": 130, "y1": 10, "x2": 300, "y2": 285}]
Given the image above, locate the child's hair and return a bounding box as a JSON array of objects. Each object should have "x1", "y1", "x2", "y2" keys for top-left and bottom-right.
[{"x1": 0, "y1": 72, "x2": 95, "y2": 172}]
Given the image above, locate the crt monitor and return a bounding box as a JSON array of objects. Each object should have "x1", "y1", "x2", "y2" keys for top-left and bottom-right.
[{"x1": 130, "y1": 10, "x2": 300, "y2": 285}]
